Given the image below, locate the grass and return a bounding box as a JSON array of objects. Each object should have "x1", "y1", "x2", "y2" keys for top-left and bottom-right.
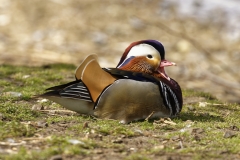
[{"x1": 0, "y1": 64, "x2": 239, "y2": 160}]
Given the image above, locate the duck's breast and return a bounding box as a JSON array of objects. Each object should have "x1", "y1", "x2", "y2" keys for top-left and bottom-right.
[{"x1": 94, "y1": 79, "x2": 170, "y2": 123}]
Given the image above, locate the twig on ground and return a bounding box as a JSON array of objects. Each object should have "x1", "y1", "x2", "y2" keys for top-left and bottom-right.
[{"x1": 145, "y1": 111, "x2": 155, "y2": 121}]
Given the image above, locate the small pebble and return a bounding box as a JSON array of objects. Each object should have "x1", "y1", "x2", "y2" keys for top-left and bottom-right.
[
  {"x1": 37, "y1": 99, "x2": 48, "y2": 103},
  {"x1": 49, "y1": 155, "x2": 62, "y2": 160},
  {"x1": 199, "y1": 102, "x2": 207, "y2": 107},
  {"x1": 187, "y1": 106, "x2": 195, "y2": 111},
  {"x1": 129, "y1": 147, "x2": 136, "y2": 151},
  {"x1": 68, "y1": 139, "x2": 85, "y2": 145},
  {"x1": 6, "y1": 138, "x2": 15, "y2": 143},
  {"x1": 94, "y1": 149, "x2": 104, "y2": 154},
  {"x1": 57, "y1": 123, "x2": 68, "y2": 127},
  {"x1": 224, "y1": 130, "x2": 237, "y2": 138},
  {"x1": 31, "y1": 104, "x2": 44, "y2": 111},
  {"x1": 4, "y1": 92, "x2": 22, "y2": 97},
  {"x1": 90, "y1": 129, "x2": 95, "y2": 134},
  {"x1": 22, "y1": 75, "x2": 30, "y2": 79},
  {"x1": 36, "y1": 121, "x2": 48, "y2": 128},
  {"x1": 171, "y1": 135, "x2": 181, "y2": 141},
  {"x1": 112, "y1": 138, "x2": 123, "y2": 143},
  {"x1": 49, "y1": 110, "x2": 56, "y2": 114},
  {"x1": 153, "y1": 145, "x2": 165, "y2": 150},
  {"x1": 133, "y1": 129, "x2": 143, "y2": 135}
]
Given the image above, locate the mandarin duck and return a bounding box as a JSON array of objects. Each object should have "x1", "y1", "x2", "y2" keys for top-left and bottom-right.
[{"x1": 41, "y1": 40, "x2": 183, "y2": 123}]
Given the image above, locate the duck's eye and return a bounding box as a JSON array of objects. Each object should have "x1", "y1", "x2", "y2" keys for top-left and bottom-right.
[{"x1": 147, "y1": 55, "x2": 153, "y2": 59}]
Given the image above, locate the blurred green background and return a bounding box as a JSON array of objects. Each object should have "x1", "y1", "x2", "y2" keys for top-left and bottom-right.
[{"x1": 0, "y1": 0, "x2": 239, "y2": 103}]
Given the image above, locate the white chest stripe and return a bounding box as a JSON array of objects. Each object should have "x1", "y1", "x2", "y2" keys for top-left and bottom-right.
[{"x1": 159, "y1": 81, "x2": 179, "y2": 116}]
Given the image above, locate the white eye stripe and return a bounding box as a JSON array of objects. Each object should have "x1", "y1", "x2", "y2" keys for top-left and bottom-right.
[{"x1": 127, "y1": 44, "x2": 160, "y2": 60}]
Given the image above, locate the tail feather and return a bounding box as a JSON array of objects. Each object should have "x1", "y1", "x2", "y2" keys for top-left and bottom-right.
[
  {"x1": 41, "y1": 90, "x2": 60, "y2": 97},
  {"x1": 40, "y1": 81, "x2": 95, "y2": 115},
  {"x1": 46, "y1": 80, "x2": 81, "y2": 91}
]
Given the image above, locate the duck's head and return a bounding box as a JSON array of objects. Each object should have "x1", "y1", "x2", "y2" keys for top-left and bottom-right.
[{"x1": 117, "y1": 40, "x2": 176, "y2": 81}]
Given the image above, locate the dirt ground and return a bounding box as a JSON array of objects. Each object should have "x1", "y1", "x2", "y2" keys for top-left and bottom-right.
[{"x1": 1, "y1": 96, "x2": 239, "y2": 160}]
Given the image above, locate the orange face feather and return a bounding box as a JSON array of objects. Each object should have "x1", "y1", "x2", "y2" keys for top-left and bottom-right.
[{"x1": 118, "y1": 56, "x2": 155, "y2": 74}]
